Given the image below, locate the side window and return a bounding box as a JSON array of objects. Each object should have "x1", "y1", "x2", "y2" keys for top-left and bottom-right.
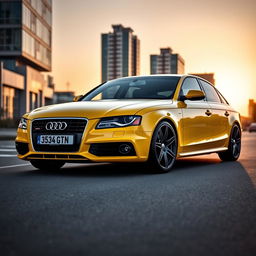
[
  {"x1": 200, "y1": 80, "x2": 221, "y2": 103},
  {"x1": 216, "y1": 89, "x2": 229, "y2": 105},
  {"x1": 180, "y1": 77, "x2": 204, "y2": 101}
]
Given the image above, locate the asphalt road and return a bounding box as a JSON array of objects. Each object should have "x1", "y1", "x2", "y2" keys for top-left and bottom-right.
[{"x1": 0, "y1": 133, "x2": 256, "y2": 256}]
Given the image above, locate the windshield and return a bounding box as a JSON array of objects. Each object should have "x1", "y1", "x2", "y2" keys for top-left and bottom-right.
[{"x1": 82, "y1": 76, "x2": 180, "y2": 101}]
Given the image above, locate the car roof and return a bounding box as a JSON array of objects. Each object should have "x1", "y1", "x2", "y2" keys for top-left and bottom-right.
[
  {"x1": 110, "y1": 74, "x2": 211, "y2": 80},
  {"x1": 121, "y1": 74, "x2": 184, "y2": 78},
  {"x1": 106, "y1": 74, "x2": 215, "y2": 87},
  {"x1": 109, "y1": 74, "x2": 185, "y2": 82}
]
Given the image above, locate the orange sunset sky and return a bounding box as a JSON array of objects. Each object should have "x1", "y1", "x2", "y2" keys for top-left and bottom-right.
[{"x1": 51, "y1": 0, "x2": 256, "y2": 116}]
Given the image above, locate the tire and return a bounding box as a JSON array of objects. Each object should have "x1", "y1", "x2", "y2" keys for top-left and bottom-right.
[
  {"x1": 30, "y1": 160, "x2": 65, "y2": 171},
  {"x1": 148, "y1": 121, "x2": 178, "y2": 173},
  {"x1": 218, "y1": 124, "x2": 241, "y2": 161}
]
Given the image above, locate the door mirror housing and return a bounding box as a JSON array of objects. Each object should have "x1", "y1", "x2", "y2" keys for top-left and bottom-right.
[
  {"x1": 73, "y1": 95, "x2": 83, "y2": 102},
  {"x1": 181, "y1": 90, "x2": 205, "y2": 101}
]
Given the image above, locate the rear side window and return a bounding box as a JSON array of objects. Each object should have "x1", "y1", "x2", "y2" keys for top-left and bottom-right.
[
  {"x1": 180, "y1": 77, "x2": 203, "y2": 99},
  {"x1": 216, "y1": 89, "x2": 229, "y2": 105},
  {"x1": 200, "y1": 80, "x2": 221, "y2": 103}
]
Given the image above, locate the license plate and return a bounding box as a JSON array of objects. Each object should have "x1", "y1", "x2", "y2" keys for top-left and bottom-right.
[{"x1": 37, "y1": 135, "x2": 74, "y2": 145}]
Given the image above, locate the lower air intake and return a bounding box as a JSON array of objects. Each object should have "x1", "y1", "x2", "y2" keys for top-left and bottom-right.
[{"x1": 89, "y1": 142, "x2": 136, "y2": 156}]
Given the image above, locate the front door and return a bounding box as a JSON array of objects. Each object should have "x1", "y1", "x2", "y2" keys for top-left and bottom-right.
[{"x1": 179, "y1": 77, "x2": 211, "y2": 153}]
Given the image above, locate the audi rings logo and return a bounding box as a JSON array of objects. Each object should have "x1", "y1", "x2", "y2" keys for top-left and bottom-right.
[{"x1": 45, "y1": 121, "x2": 68, "y2": 131}]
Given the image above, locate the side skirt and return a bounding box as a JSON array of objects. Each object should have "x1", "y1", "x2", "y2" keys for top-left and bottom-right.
[{"x1": 178, "y1": 147, "x2": 228, "y2": 158}]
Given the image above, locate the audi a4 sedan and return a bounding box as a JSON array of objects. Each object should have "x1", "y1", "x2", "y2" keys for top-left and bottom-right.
[{"x1": 16, "y1": 75, "x2": 242, "y2": 173}]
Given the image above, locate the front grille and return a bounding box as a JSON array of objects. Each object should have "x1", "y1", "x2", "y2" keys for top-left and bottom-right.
[
  {"x1": 31, "y1": 118, "x2": 87, "y2": 152},
  {"x1": 32, "y1": 119, "x2": 86, "y2": 133}
]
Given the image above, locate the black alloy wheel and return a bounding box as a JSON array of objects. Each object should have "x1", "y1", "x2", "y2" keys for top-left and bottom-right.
[
  {"x1": 218, "y1": 124, "x2": 241, "y2": 161},
  {"x1": 149, "y1": 121, "x2": 177, "y2": 173}
]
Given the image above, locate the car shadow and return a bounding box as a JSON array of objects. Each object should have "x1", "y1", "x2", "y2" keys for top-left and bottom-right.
[
  {"x1": 24, "y1": 162, "x2": 150, "y2": 177},
  {"x1": 175, "y1": 157, "x2": 221, "y2": 170},
  {"x1": 17, "y1": 155, "x2": 235, "y2": 178}
]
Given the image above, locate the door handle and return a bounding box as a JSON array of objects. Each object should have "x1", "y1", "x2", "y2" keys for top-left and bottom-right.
[
  {"x1": 205, "y1": 110, "x2": 212, "y2": 116},
  {"x1": 224, "y1": 111, "x2": 229, "y2": 117}
]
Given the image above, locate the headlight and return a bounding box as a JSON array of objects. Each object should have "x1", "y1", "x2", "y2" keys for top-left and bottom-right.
[
  {"x1": 18, "y1": 117, "x2": 27, "y2": 130},
  {"x1": 96, "y1": 115, "x2": 141, "y2": 129}
]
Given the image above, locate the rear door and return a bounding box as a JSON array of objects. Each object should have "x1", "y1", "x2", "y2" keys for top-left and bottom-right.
[
  {"x1": 179, "y1": 77, "x2": 211, "y2": 153},
  {"x1": 199, "y1": 79, "x2": 229, "y2": 148}
]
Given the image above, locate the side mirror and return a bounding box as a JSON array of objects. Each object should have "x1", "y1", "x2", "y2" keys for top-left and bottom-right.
[
  {"x1": 181, "y1": 90, "x2": 205, "y2": 101},
  {"x1": 73, "y1": 95, "x2": 83, "y2": 102}
]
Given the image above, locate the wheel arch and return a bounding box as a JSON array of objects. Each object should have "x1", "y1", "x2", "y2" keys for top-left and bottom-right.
[
  {"x1": 225, "y1": 120, "x2": 242, "y2": 148},
  {"x1": 138, "y1": 108, "x2": 182, "y2": 158},
  {"x1": 151, "y1": 116, "x2": 180, "y2": 153},
  {"x1": 228, "y1": 120, "x2": 242, "y2": 139},
  {"x1": 157, "y1": 118, "x2": 178, "y2": 139},
  {"x1": 232, "y1": 120, "x2": 241, "y2": 130}
]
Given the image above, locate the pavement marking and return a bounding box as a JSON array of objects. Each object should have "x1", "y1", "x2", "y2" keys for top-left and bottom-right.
[
  {"x1": 0, "y1": 154, "x2": 17, "y2": 157},
  {"x1": 0, "y1": 163, "x2": 31, "y2": 169},
  {"x1": 0, "y1": 149, "x2": 16, "y2": 152}
]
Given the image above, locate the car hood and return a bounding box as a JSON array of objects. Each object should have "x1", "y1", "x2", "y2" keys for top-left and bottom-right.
[{"x1": 27, "y1": 99, "x2": 173, "y2": 120}]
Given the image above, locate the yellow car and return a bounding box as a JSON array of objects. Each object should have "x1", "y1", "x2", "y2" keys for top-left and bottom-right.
[{"x1": 16, "y1": 75, "x2": 241, "y2": 173}]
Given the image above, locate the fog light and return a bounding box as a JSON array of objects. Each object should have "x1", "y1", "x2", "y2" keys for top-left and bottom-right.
[{"x1": 119, "y1": 144, "x2": 131, "y2": 154}]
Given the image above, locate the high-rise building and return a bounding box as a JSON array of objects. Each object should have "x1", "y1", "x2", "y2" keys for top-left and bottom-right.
[
  {"x1": 0, "y1": 0, "x2": 54, "y2": 122},
  {"x1": 132, "y1": 35, "x2": 140, "y2": 76},
  {"x1": 189, "y1": 73, "x2": 215, "y2": 85},
  {"x1": 101, "y1": 24, "x2": 140, "y2": 82},
  {"x1": 150, "y1": 47, "x2": 185, "y2": 75}
]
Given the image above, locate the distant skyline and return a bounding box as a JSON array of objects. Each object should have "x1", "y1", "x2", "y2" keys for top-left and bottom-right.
[{"x1": 52, "y1": 0, "x2": 256, "y2": 116}]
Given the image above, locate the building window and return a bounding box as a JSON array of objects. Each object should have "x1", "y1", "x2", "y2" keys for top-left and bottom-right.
[
  {"x1": 22, "y1": 30, "x2": 35, "y2": 57},
  {"x1": 39, "y1": 90, "x2": 43, "y2": 107},
  {"x1": 0, "y1": 28, "x2": 21, "y2": 51},
  {"x1": 31, "y1": 0, "x2": 42, "y2": 16},
  {"x1": 1, "y1": 86, "x2": 20, "y2": 120},
  {"x1": 22, "y1": 31, "x2": 51, "y2": 67},
  {"x1": 30, "y1": 92, "x2": 38, "y2": 111},
  {"x1": 22, "y1": 4, "x2": 31, "y2": 28},
  {"x1": 23, "y1": 4, "x2": 51, "y2": 46},
  {"x1": 0, "y1": 2, "x2": 21, "y2": 24},
  {"x1": 31, "y1": 12, "x2": 36, "y2": 34},
  {"x1": 45, "y1": 0, "x2": 52, "y2": 7},
  {"x1": 43, "y1": 4, "x2": 52, "y2": 26}
]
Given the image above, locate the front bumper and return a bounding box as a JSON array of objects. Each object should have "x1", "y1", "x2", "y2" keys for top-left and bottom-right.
[{"x1": 15, "y1": 118, "x2": 152, "y2": 162}]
